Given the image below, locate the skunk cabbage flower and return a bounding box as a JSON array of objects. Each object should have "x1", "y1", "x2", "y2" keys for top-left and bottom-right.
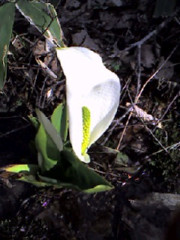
[{"x1": 56, "y1": 47, "x2": 120, "y2": 163}]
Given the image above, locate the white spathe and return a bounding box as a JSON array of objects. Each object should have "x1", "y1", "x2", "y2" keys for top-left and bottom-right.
[{"x1": 56, "y1": 47, "x2": 120, "y2": 163}]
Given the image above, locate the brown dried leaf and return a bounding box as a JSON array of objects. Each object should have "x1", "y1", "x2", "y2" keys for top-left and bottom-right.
[
  {"x1": 141, "y1": 44, "x2": 156, "y2": 68},
  {"x1": 33, "y1": 40, "x2": 46, "y2": 57},
  {"x1": 126, "y1": 102, "x2": 162, "y2": 128}
]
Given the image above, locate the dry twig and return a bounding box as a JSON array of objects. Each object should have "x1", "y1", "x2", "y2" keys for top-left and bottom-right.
[{"x1": 116, "y1": 44, "x2": 178, "y2": 150}]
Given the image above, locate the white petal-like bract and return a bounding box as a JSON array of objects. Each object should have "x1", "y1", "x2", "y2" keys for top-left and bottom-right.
[{"x1": 56, "y1": 47, "x2": 120, "y2": 162}]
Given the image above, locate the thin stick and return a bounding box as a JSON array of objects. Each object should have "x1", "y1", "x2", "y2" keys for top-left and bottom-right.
[
  {"x1": 116, "y1": 44, "x2": 178, "y2": 150},
  {"x1": 116, "y1": 110, "x2": 133, "y2": 150},
  {"x1": 146, "y1": 142, "x2": 180, "y2": 157},
  {"x1": 136, "y1": 45, "x2": 142, "y2": 95},
  {"x1": 120, "y1": 18, "x2": 171, "y2": 53},
  {"x1": 135, "y1": 44, "x2": 178, "y2": 103},
  {"x1": 155, "y1": 92, "x2": 180, "y2": 129}
]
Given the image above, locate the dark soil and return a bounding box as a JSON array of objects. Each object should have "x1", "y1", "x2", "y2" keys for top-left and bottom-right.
[{"x1": 0, "y1": 0, "x2": 180, "y2": 239}]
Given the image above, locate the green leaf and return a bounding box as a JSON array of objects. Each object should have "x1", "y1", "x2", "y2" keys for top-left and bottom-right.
[
  {"x1": 36, "y1": 109, "x2": 63, "y2": 152},
  {"x1": 3, "y1": 152, "x2": 113, "y2": 193},
  {"x1": 51, "y1": 103, "x2": 68, "y2": 142},
  {"x1": 51, "y1": 103, "x2": 63, "y2": 133},
  {"x1": 35, "y1": 119, "x2": 60, "y2": 172},
  {"x1": 4, "y1": 164, "x2": 37, "y2": 173},
  {"x1": 3, "y1": 164, "x2": 54, "y2": 187},
  {"x1": 28, "y1": 115, "x2": 39, "y2": 129},
  {"x1": 35, "y1": 108, "x2": 65, "y2": 172},
  {"x1": 16, "y1": 0, "x2": 64, "y2": 47},
  {"x1": 0, "y1": 2, "x2": 15, "y2": 89},
  {"x1": 12, "y1": 108, "x2": 112, "y2": 192},
  {"x1": 84, "y1": 185, "x2": 113, "y2": 193},
  {"x1": 40, "y1": 149, "x2": 113, "y2": 193}
]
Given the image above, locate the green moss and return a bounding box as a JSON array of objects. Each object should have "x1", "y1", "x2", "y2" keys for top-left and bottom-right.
[{"x1": 149, "y1": 117, "x2": 180, "y2": 191}]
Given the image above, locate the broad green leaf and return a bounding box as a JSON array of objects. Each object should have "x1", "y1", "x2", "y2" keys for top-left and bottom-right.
[
  {"x1": 40, "y1": 149, "x2": 113, "y2": 192},
  {"x1": 35, "y1": 108, "x2": 64, "y2": 172},
  {"x1": 51, "y1": 103, "x2": 68, "y2": 142},
  {"x1": 51, "y1": 103, "x2": 63, "y2": 133},
  {"x1": 3, "y1": 164, "x2": 54, "y2": 187},
  {"x1": 16, "y1": 0, "x2": 64, "y2": 47},
  {"x1": 84, "y1": 185, "x2": 113, "y2": 193},
  {"x1": 36, "y1": 109, "x2": 63, "y2": 152},
  {"x1": 35, "y1": 122, "x2": 60, "y2": 172},
  {"x1": 0, "y1": 2, "x2": 15, "y2": 89},
  {"x1": 4, "y1": 164, "x2": 37, "y2": 173},
  {"x1": 31, "y1": 106, "x2": 63, "y2": 172},
  {"x1": 3, "y1": 152, "x2": 113, "y2": 193}
]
